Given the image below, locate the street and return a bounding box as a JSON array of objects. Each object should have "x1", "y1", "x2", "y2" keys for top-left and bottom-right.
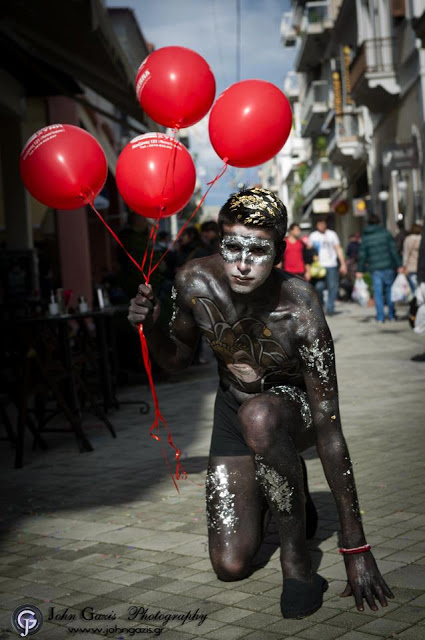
[{"x1": 1, "y1": 302, "x2": 425, "y2": 640}]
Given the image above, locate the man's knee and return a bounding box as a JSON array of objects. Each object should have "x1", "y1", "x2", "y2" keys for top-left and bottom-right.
[
  {"x1": 238, "y1": 395, "x2": 281, "y2": 453},
  {"x1": 210, "y1": 553, "x2": 252, "y2": 582}
]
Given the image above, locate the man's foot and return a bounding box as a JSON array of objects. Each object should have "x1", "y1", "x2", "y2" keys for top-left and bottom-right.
[
  {"x1": 281, "y1": 573, "x2": 328, "y2": 618},
  {"x1": 299, "y1": 456, "x2": 318, "y2": 539}
]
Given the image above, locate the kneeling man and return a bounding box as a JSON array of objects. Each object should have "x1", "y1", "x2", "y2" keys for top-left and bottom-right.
[{"x1": 128, "y1": 187, "x2": 393, "y2": 618}]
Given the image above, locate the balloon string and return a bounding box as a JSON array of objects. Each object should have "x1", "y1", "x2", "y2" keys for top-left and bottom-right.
[
  {"x1": 144, "y1": 131, "x2": 179, "y2": 286},
  {"x1": 89, "y1": 202, "x2": 147, "y2": 280},
  {"x1": 88, "y1": 158, "x2": 228, "y2": 493},
  {"x1": 138, "y1": 324, "x2": 185, "y2": 491},
  {"x1": 140, "y1": 224, "x2": 157, "y2": 277},
  {"x1": 148, "y1": 161, "x2": 228, "y2": 278},
  {"x1": 88, "y1": 200, "x2": 183, "y2": 490},
  {"x1": 136, "y1": 160, "x2": 227, "y2": 490}
]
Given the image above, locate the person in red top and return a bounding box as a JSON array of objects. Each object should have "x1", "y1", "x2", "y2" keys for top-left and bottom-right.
[{"x1": 281, "y1": 223, "x2": 311, "y2": 280}]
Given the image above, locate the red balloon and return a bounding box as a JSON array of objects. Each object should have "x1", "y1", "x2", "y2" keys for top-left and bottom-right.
[
  {"x1": 19, "y1": 124, "x2": 107, "y2": 209},
  {"x1": 208, "y1": 80, "x2": 293, "y2": 168},
  {"x1": 116, "y1": 133, "x2": 196, "y2": 218},
  {"x1": 136, "y1": 46, "x2": 216, "y2": 128}
]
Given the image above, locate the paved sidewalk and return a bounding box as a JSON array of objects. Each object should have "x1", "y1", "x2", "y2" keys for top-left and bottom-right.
[{"x1": 1, "y1": 303, "x2": 425, "y2": 640}]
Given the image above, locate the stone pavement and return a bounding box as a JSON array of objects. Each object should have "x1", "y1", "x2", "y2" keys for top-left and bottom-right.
[{"x1": 1, "y1": 302, "x2": 425, "y2": 640}]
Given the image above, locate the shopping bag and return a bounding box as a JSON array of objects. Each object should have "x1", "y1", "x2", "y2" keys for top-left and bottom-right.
[
  {"x1": 414, "y1": 304, "x2": 425, "y2": 334},
  {"x1": 310, "y1": 257, "x2": 326, "y2": 279},
  {"x1": 414, "y1": 283, "x2": 425, "y2": 334},
  {"x1": 351, "y1": 276, "x2": 370, "y2": 307},
  {"x1": 390, "y1": 273, "x2": 412, "y2": 303}
]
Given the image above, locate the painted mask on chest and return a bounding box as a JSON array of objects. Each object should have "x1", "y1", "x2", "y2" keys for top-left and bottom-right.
[{"x1": 220, "y1": 234, "x2": 276, "y2": 265}]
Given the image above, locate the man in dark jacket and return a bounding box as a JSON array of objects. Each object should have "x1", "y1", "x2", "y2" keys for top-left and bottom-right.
[{"x1": 356, "y1": 214, "x2": 402, "y2": 323}]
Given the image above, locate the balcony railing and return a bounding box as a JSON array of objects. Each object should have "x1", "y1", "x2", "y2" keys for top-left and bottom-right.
[
  {"x1": 295, "y1": 1, "x2": 333, "y2": 71},
  {"x1": 335, "y1": 113, "x2": 359, "y2": 140},
  {"x1": 300, "y1": 0, "x2": 331, "y2": 32},
  {"x1": 283, "y1": 71, "x2": 301, "y2": 98},
  {"x1": 302, "y1": 159, "x2": 340, "y2": 200},
  {"x1": 327, "y1": 112, "x2": 364, "y2": 167},
  {"x1": 350, "y1": 37, "x2": 397, "y2": 90},
  {"x1": 281, "y1": 12, "x2": 297, "y2": 46},
  {"x1": 300, "y1": 80, "x2": 329, "y2": 135}
]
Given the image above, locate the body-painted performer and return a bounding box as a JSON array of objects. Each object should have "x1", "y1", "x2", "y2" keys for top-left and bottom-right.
[{"x1": 128, "y1": 187, "x2": 393, "y2": 619}]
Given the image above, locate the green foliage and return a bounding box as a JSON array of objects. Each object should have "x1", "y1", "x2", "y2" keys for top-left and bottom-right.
[{"x1": 314, "y1": 136, "x2": 327, "y2": 158}]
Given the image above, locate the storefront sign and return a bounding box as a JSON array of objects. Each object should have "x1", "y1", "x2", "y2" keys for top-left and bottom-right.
[
  {"x1": 353, "y1": 198, "x2": 367, "y2": 217},
  {"x1": 382, "y1": 142, "x2": 418, "y2": 171},
  {"x1": 333, "y1": 199, "x2": 349, "y2": 215}
]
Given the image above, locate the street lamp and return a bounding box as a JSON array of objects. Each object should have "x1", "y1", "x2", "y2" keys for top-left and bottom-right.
[{"x1": 378, "y1": 189, "x2": 389, "y2": 228}]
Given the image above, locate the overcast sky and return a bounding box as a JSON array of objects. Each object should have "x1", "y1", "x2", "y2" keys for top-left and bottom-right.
[{"x1": 106, "y1": 0, "x2": 296, "y2": 206}]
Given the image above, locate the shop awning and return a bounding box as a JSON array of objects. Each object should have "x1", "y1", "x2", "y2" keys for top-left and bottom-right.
[
  {"x1": 0, "y1": 0, "x2": 148, "y2": 126},
  {"x1": 77, "y1": 105, "x2": 118, "y2": 175}
]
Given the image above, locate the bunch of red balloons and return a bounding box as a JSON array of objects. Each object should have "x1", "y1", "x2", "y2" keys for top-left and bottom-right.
[{"x1": 20, "y1": 45, "x2": 293, "y2": 218}]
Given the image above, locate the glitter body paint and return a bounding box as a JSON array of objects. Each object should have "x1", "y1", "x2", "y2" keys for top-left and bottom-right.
[
  {"x1": 206, "y1": 465, "x2": 239, "y2": 533},
  {"x1": 267, "y1": 385, "x2": 312, "y2": 429},
  {"x1": 169, "y1": 286, "x2": 178, "y2": 334},
  {"x1": 194, "y1": 297, "x2": 302, "y2": 390},
  {"x1": 220, "y1": 235, "x2": 276, "y2": 265},
  {"x1": 254, "y1": 454, "x2": 294, "y2": 514},
  {"x1": 299, "y1": 338, "x2": 334, "y2": 385}
]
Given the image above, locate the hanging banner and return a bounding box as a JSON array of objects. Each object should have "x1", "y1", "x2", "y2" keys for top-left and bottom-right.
[
  {"x1": 342, "y1": 46, "x2": 353, "y2": 106},
  {"x1": 332, "y1": 71, "x2": 343, "y2": 118}
]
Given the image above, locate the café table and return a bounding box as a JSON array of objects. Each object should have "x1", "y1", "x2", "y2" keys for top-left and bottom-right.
[{"x1": 7, "y1": 308, "x2": 120, "y2": 467}]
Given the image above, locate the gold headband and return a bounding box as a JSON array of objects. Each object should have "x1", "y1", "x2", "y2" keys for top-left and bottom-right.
[{"x1": 229, "y1": 188, "x2": 283, "y2": 226}]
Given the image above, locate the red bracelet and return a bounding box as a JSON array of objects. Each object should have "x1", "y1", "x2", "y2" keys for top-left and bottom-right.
[{"x1": 339, "y1": 544, "x2": 371, "y2": 555}]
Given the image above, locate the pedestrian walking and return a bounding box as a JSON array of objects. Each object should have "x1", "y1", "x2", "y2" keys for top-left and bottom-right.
[
  {"x1": 309, "y1": 217, "x2": 347, "y2": 315},
  {"x1": 341, "y1": 233, "x2": 361, "y2": 300},
  {"x1": 281, "y1": 222, "x2": 311, "y2": 280},
  {"x1": 356, "y1": 214, "x2": 403, "y2": 323},
  {"x1": 394, "y1": 220, "x2": 407, "y2": 257},
  {"x1": 403, "y1": 223, "x2": 422, "y2": 292}
]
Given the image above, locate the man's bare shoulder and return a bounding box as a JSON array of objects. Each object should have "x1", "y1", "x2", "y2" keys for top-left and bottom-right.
[
  {"x1": 279, "y1": 273, "x2": 329, "y2": 338},
  {"x1": 174, "y1": 254, "x2": 223, "y2": 300},
  {"x1": 280, "y1": 272, "x2": 318, "y2": 305}
]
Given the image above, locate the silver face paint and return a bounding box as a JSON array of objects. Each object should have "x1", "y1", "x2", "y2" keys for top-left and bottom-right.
[
  {"x1": 254, "y1": 455, "x2": 294, "y2": 514},
  {"x1": 220, "y1": 234, "x2": 275, "y2": 265},
  {"x1": 205, "y1": 465, "x2": 238, "y2": 533},
  {"x1": 267, "y1": 385, "x2": 312, "y2": 429}
]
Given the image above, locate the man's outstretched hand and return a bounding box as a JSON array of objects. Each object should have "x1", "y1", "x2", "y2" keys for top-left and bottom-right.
[
  {"x1": 340, "y1": 552, "x2": 394, "y2": 611},
  {"x1": 128, "y1": 284, "x2": 160, "y2": 332}
]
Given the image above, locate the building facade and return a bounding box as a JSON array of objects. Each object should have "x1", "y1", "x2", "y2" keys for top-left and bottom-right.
[
  {"x1": 0, "y1": 0, "x2": 161, "y2": 306},
  {"x1": 281, "y1": 0, "x2": 425, "y2": 246}
]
